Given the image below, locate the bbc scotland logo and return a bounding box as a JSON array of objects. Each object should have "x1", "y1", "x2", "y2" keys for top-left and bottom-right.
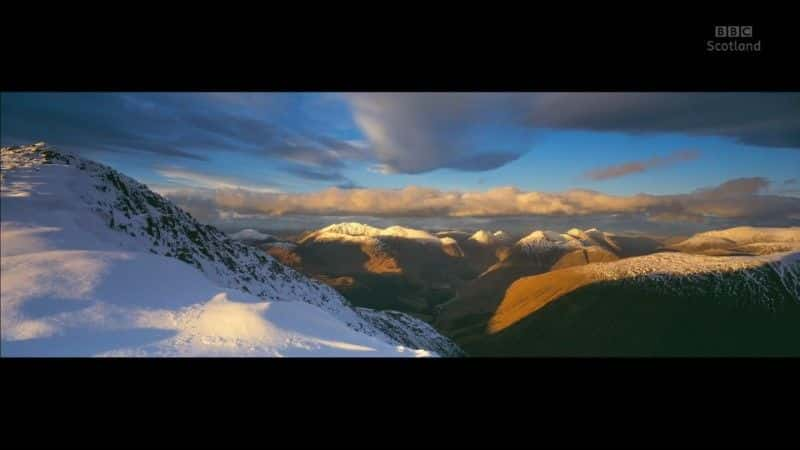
[
  {"x1": 715, "y1": 26, "x2": 753, "y2": 38},
  {"x1": 707, "y1": 25, "x2": 761, "y2": 52}
]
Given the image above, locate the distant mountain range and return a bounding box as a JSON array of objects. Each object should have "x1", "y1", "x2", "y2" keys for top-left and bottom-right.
[
  {"x1": 254, "y1": 219, "x2": 799, "y2": 356},
  {"x1": 264, "y1": 222, "x2": 476, "y2": 321},
  {"x1": 440, "y1": 226, "x2": 799, "y2": 356}
]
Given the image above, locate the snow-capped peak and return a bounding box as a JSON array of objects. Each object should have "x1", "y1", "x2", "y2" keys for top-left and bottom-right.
[
  {"x1": 381, "y1": 225, "x2": 439, "y2": 242},
  {"x1": 303, "y1": 222, "x2": 440, "y2": 245},
  {"x1": 469, "y1": 229, "x2": 496, "y2": 245},
  {"x1": 229, "y1": 228, "x2": 275, "y2": 241},
  {"x1": 516, "y1": 228, "x2": 589, "y2": 253}
]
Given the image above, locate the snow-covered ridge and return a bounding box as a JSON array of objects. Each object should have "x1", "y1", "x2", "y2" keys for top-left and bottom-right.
[
  {"x1": 696, "y1": 226, "x2": 800, "y2": 244},
  {"x1": 585, "y1": 250, "x2": 798, "y2": 280},
  {"x1": 514, "y1": 227, "x2": 618, "y2": 254},
  {"x1": 673, "y1": 226, "x2": 800, "y2": 253},
  {"x1": 516, "y1": 229, "x2": 584, "y2": 252},
  {"x1": 581, "y1": 250, "x2": 800, "y2": 310},
  {"x1": 1, "y1": 144, "x2": 463, "y2": 356},
  {"x1": 315, "y1": 222, "x2": 384, "y2": 237},
  {"x1": 301, "y1": 222, "x2": 445, "y2": 247}
]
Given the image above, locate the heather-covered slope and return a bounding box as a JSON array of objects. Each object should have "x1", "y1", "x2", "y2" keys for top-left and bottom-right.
[{"x1": 465, "y1": 251, "x2": 800, "y2": 356}]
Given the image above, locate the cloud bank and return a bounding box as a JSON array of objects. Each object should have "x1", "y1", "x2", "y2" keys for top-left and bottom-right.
[{"x1": 162, "y1": 177, "x2": 800, "y2": 224}]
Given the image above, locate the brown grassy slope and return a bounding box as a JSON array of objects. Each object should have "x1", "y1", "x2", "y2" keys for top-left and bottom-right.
[
  {"x1": 488, "y1": 265, "x2": 601, "y2": 333},
  {"x1": 468, "y1": 261, "x2": 800, "y2": 356}
]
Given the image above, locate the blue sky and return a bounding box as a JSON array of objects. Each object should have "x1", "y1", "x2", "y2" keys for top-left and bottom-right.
[{"x1": 2, "y1": 92, "x2": 798, "y2": 232}]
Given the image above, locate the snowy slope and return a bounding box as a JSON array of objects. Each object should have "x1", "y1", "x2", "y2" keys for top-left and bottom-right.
[
  {"x1": 1, "y1": 144, "x2": 462, "y2": 356},
  {"x1": 554, "y1": 251, "x2": 798, "y2": 314}
]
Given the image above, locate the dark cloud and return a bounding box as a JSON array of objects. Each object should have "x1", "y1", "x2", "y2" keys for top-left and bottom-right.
[
  {"x1": 0, "y1": 93, "x2": 367, "y2": 174},
  {"x1": 344, "y1": 92, "x2": 798, "y2": 174},
  {"x1": 1, "y1": 93, "x2": 208, "y2": 160},
  {"x1": 285, "y1": 165, "x2": 349, "y2": 182},
  {"x1": 528, "y1": 93, "x2": 800, "y2": 149},
  {"x1": 346, "y1": 93, "x2": 531, "y2": 174},
  {"x1": 448, "y1": 151, "x2": 523, "y2": 172},
  {"x1": 583, "y1": 149, "x2": 700, "y2": 181}
]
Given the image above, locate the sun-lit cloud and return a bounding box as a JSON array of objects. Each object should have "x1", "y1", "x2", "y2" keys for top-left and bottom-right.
[
  {"x1": 162, "y1": 176, "x2": 799, "y2": 224},
  {"x1": 583, "y1": 149, "x2": 700, "y2": 181}
]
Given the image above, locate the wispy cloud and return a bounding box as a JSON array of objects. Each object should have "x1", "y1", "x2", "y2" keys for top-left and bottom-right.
[
  {"x1": 582, "y1": 150, "x2": 700, "y2": 181},
  {"x1": 0, "y1": 93, "x2": 369, "y2": 177},
  {"x1": 155, "y1": 168, "x2": 281, "y2": 193}
]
